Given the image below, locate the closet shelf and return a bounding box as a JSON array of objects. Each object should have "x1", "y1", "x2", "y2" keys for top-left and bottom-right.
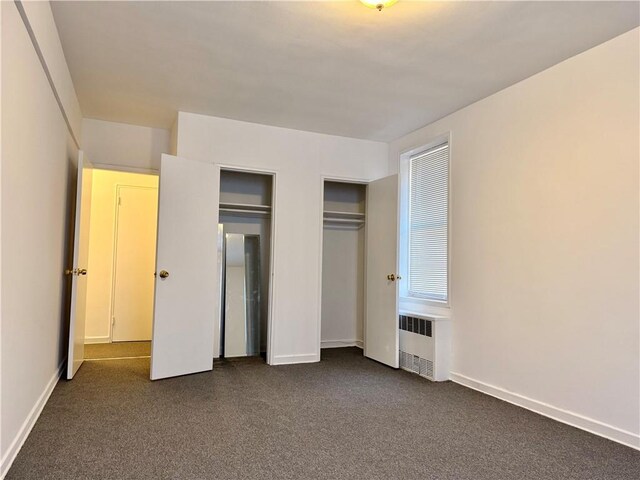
[
  {"x1": 323, "y1": 210, "x2": 365, "y2": 229},
  {"x1": 219, "y1": 202, "x2": 272, "y2": 217},
  {"x1": 323, "y1": 210, "x2": 365, "y2": 220}
]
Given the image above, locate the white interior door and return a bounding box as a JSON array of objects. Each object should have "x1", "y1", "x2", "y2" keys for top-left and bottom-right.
[
  {"x1": 365, "y1": 174, "x2": 399, "y2": 368},
  {"x1": 151, "y1": 154, "x2": 219, "y2": 380},
  {"x1": 112, "y1": 186, "x2": 158, "y2": 342},
  {"x1": 67, "y1": 151, "x2": 93, "y2": 379}
]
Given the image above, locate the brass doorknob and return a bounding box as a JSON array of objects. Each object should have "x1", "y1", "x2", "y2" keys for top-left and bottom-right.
[
  {"x1": 159, "y1": 270, "x2": 170, "y2": 279},
  {"x1": 78, "y1": 269, "x2": 87, "y2": 276},
  {"x1": 386, "y1": 273, "x2": 402, "y2": 281}
]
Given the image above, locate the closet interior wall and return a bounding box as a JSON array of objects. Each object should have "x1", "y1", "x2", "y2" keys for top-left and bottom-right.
[
  {"x1": 218, "y1": 170, "x2": 273, "y2": 355},
  {"x1": 321, "y1": 181, "x2": 367, "y2": 349}
]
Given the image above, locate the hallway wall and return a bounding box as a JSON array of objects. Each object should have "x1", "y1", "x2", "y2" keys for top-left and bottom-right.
[{"x1": 84, "y1": 170, "x2": 158, "y2": 343}]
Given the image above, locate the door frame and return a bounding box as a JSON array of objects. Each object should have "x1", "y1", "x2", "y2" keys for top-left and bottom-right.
[
  {"x1": 216, "y1": 164, "x2": 278, "y2": 366},
  {"x1": 317, "y1": 175, "x2": 372, "y2": 359},
  {"x1": 109, "y1": 183, "x2": 159, "y2": 342}
]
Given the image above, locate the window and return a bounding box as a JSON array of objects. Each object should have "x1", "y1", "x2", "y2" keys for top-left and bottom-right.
[{"x1": 408, "y1": 142, "x2": 449, "y2": 302}]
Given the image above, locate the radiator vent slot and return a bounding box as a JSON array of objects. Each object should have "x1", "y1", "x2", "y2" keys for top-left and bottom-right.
[
  {"x1": 399, "y1": 315, "x2": 432, "y2": 337},
  {"x1": 399, "y1": 350, "x2": 434, "y2": 380},
  {"x1": 412, "y1": 354, "x2": 420, "y2": 373},
  {"x1": 423, "y1": 358, "x2": 434, "y2": 378},
  {"x1": 418, "y1": 357, "x2": 427, "y2": 375},
  {"x1": 400, "y1": 351, "x2": 408, "y2": 369}
]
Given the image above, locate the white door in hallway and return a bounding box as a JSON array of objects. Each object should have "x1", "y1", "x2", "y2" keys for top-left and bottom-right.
[
  {"x1": 151, "y1": 154, "x2": 219, "y2": 380},
  {"x1": 365, "y1": 174, "x2": 399, "y2": 368},
  {"x1": 67, "y1": 151, "x2": 93, "y2": 379},
  {"x1": 112, "y1": 186, "x2": 158, "y2": 342}
]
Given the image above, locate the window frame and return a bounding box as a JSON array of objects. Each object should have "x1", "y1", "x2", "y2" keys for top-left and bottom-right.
[{"x1": 399, "y1": 132, "x2": 451, "y2": 308}]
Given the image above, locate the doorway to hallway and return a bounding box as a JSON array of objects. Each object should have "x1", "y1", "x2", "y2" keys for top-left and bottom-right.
[{"x1": 83, "y1": 169, "x2": 159, "y2": 346}]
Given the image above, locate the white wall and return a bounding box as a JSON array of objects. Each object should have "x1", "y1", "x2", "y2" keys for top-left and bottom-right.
[
  {"x1": 389, "y1": 28, "x2": 640, "y2": 447},
  {"x1": 176, "y1": 112, "x2": 389, "y2": 364},
  {"x1": 169, "y1": 117, "x2": 178, "y2": 156},
  {"x1": 1, "y1": 1, "x2": 80, "y2": 475},
  {"x1": 84, "y1": 170, "x2": 158, "y2": 343},
  {"x1": 17, "y1": 0, "x2": 82, "y2": 144},
  {"x1": 82, "y1": 118, "x2": 170, "y2": 172}
]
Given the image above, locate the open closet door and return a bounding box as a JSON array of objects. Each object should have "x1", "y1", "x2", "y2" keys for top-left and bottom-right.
[
  {"x1": 365, "y1": 174, "x2": 399, "y2": 368},
  {"x1": 151, "y1": 154, "x2": 219, "y2": 380},
  {"x1": 67, "y1": 151, "x2": 92, "y2": 379}
]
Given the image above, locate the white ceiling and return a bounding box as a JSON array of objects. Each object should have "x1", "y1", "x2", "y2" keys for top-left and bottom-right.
[{"x1": 51, "y1": 1, "x2": 639, "y2": 141}]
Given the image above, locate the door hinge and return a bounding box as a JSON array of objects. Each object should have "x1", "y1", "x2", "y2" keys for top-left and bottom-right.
[
  {"x1": 112, "y1": 316, "x2": 116, "y2": 326},
  {"x1": 118, "y1": 196, "x2": 122, "y2": 206}
]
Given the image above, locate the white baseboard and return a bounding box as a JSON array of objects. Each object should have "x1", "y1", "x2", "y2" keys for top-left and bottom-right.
[
  {"x1": 450, "y1": 372, "x2": 640, "y2": 451},
  {"x1": 321, "y1": 339, "x2": 364, "y2": 349},
  {"x1": 1, "y1": 360, "x2": 65, "y2": 479},
  {"x1": 84, "y1": 336, "x2": 110, "y2": 344},
  {"x1": 272, "y1": 353, "x2": 319, "y2": 365}
]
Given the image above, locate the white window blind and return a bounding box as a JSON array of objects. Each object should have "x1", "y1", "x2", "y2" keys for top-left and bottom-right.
[{"x1": 408, "y1": 142, "x2": 449, "y2": 301}]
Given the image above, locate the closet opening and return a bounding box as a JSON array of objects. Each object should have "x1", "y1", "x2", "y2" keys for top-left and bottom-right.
[
  {"x1": 82, "y1": 168, "x2": 159, "y2": 363},
  {"x1": 216, "y1": 169, "x2": 275, "y2": 364},
  {"x1": 320, "y1": 180, "x2": 367, "y2": 353}
]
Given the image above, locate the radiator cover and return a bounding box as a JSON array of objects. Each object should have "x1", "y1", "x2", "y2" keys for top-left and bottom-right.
[{"x1": 398, "y1": 313, "x2": 450, "y2": 381}]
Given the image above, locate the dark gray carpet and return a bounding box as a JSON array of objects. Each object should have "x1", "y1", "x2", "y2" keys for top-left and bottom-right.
[
  {"x1": 7, "y1": 348, "x2": 639, "y2": 479},
  {"x1": 84, "y1": 341, "x2": 151, "y2": 359}
]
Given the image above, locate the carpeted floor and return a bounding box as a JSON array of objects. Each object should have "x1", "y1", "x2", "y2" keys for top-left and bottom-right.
[
  {"x1": 7, "y1": 348, "x2": 639, "y2": 479},
  {"x1": 84, "y1": 341, "x2": 151, "y2": 359}
]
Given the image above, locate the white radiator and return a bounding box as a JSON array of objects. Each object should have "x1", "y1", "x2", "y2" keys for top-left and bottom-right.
[{"x1": 398, "y1": 312, "x2": 450, "y2": 381}]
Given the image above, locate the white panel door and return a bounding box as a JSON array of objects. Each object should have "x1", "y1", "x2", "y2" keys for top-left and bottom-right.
[
  {"x1": 112, "y1": 186, "x2": 158, "y2": 342},
  {"x1": 365, "y1": 174, "x2": 399, "y2": 368},
  {"x1": 151, "y1": 155, "x2": 219, "y2": 380},
  {"x1": 67, "y1": 152, "x2": 93, "y2": 379}
]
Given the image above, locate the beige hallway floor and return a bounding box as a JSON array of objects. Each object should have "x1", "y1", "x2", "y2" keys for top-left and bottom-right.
[{"x1": 84, "y1": 341, "x2": 151, "y2": 359}]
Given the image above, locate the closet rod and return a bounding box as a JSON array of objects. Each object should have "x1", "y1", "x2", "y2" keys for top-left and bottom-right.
[
  {"x1": 219, "y1": 207, "x2": 271, "y2": 216},
  {"x1": 323, "y1": 210, "x2": 365, "y2": 218},
  {"x1": 220, "y1": 202, "x2": 271, "y2": 211},
  {"x1": 323, "y1": 218, "x2": 365, "y2": 224}
]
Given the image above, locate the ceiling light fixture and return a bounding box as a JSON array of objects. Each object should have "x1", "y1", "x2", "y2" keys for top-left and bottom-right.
[{"x1": 360, "y1": 0, "x2": 398, "y2": 12}]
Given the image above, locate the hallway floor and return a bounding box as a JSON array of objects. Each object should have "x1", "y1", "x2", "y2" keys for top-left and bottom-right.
[
  {"x1": 7, "y1": 348, "x2": 639, "y2": 479},
  {"x1": 84, "y1": 341, "x2": 151, "y2": 360}
]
